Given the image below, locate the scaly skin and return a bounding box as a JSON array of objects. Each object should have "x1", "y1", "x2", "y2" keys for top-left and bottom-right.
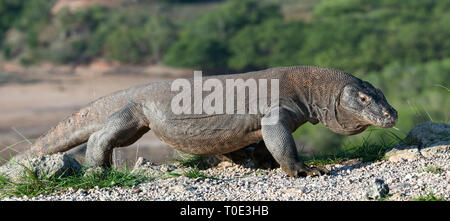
[{"x1": 19, "y1": 66, "x2": 398, "y2": 177}]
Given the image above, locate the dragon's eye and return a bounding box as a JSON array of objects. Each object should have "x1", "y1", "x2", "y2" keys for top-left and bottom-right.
[{"x1": 358, "y1": 93, "x2": 371, "y2": 104}]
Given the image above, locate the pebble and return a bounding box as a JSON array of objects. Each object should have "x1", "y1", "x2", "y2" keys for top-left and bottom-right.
[{"x1": 1, "y1": 153, "x2": 449, "y2": 201}]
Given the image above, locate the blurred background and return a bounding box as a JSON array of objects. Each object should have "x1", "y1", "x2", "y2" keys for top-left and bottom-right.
[{"x1": 0, "y1": 0, "x2": 449, "y2": 165}]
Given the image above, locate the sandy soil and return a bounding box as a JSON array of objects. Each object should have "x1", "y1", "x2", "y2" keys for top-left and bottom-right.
[{"x1": 0, "y1": 62, "x2": 192, "y2": 165}]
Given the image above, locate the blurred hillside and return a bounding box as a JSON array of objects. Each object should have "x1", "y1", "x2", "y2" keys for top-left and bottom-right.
[{"x1": 0, "y1": 0, "x2": 449, "y2": 154}]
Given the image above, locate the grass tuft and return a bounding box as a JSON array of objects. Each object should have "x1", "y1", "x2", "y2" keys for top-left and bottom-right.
[
  {"x1": 0, "y1": 166, "x2": 150, "y2": 199},
  {"x1": 182, "y1": 168, "x2": 209, "y2": 179},
  {"x1": 168, "y1": 153, "x2": 216, "y2": 179},
  {"x1": 301, "y1": 129, "x2": 405, "y2": 166},
  {"x1": 300, "y1": 153, "x2": 353, "y2": 167},
  {"x1": 423, "y1": 165, "x2": 444, "y2": 174},
  {"x1": 175, "y1": 153, "x2": 211, "y2": 170},
  {"x1": 345, "y1": 129, "x2": 403, "y2": 162},
  {"x1": 412, "y1": 191, "x2": 446, "y2": 201}
]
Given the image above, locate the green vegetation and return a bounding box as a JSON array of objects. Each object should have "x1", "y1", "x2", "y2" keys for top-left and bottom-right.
[
  {"x1": 0, "y1": 0, "x2": 448, "y2": 154},
  {"x1": 301, "y1": 129, "x2": 400, "y2": 166},
  {"x1": 0, "y1": 0, "x2": 53, "y2": 41},
  {"x1": 412, "y1": 191, "x2": 446, "y2": 201},
  {"x1": 3, "y1": 0, "x2": 449, "y2": 73},
  {"x1": 182, "y1": 168, "x2": 209, "y2": 179},
  {"x1": 377, "y1": 195, "x2": 391, "y2": 201},
  {"x1": 172, "y1": 153, "x2": 215, "y2": 179},
  {"x1": 1, "y1": 2, "x2": 177, "y2": 65},
  {"x1": 164, "y1": 0, "x2": 282, "y2": 69},
  {"x1": 0, "y1": 166, "x2": 149, "y2": 198},
  {"x1": 423, "y1": 165, "x2": 445, "y2": 174},
  {"x1": 176, "y1": 153, "x2": 211, "y2": 170},
  {"x1": 163, "y1": 0, "x2": 450, "y2": 73}
]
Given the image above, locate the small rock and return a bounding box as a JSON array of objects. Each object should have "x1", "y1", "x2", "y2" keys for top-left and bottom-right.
[
  {"x1": 132, "y1": 188, "x2": 142, "y2": 194},
  {"x1": 385, "y1": 145, "x2": 422, "y2": 162},
  {"x1": 0, "y1": 153, "x2": 81, "y2": 182},
  {"x1": 217, "y1": 161, "x2": 234, "y2": 169},
  {"x1": 384, "y1": 122, "x2": 449, "y2": 162},
  {"x1": 341, "y1": 158, "x2": 362, "y2": 166},
  {"x1": 334, "y1": 164, "x2": 343, "y2": 169},
  {"x1": 170, "y1": 185, "x2": 186, "y2": 193},
  {"x1": 366, "y1": 178, "x2": 389, "y2": 200},
  {"x1": 404, "y1": 122, "x2": 450, "y2": 145},
  {"x1": 420, "y1": 143, "x2": 450, "y2": 158},
  {"x1": 389, "y1": 192, "x2": 402, "y2": 201},
  {"x1": 76, "y1": 189, "x2": 87, "y2": 195}
]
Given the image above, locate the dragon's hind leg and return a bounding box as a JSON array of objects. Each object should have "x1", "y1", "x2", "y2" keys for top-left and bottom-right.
[{"x1": 86, "y1": 102, "x2": 150, "y2": 167}]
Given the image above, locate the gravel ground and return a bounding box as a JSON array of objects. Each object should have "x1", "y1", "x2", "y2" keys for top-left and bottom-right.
[{"x1": 2, "y1": 152, "x2": 449, "y2": 201}]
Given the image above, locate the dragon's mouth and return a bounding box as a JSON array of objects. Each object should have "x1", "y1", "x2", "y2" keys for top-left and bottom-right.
[
  {"x1": 371, "y1": 112, "x2": 398, "y2": 128},
  {"x1": 362, "y1": 108, "x2": 398, "y2": 128},
  {"x1": 379, "y1": 120, "x2": 397, "y2": 128}
]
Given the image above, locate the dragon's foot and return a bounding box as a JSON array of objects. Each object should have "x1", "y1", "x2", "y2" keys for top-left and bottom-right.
[{"x1": 282, "y1": 163, "x2": 329, "y2": 178}]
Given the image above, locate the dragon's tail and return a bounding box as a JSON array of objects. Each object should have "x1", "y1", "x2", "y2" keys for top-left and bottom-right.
[
  {"x1": 14, "y1": 83, "x2": 148, "y2": 160},
  {"x1": 26, "y1": 107, "x2": 103, "y2": 157},
  {"x1": 19, "y1": 92, "x2": 135, "y2": 159}
]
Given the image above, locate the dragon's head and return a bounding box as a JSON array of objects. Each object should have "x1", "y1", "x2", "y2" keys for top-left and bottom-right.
[{"x1": 339, "y1": 81, "x2": 398, "y2": 129}]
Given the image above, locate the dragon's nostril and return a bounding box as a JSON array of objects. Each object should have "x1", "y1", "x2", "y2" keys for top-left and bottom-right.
[{"x1": 383, "y1": 112, "x2": 390, "y2": 118}]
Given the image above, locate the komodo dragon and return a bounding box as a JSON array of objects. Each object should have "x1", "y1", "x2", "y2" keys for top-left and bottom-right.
[{"x1": 16, "y1": 66, "x2": 397, "y2": 177}]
